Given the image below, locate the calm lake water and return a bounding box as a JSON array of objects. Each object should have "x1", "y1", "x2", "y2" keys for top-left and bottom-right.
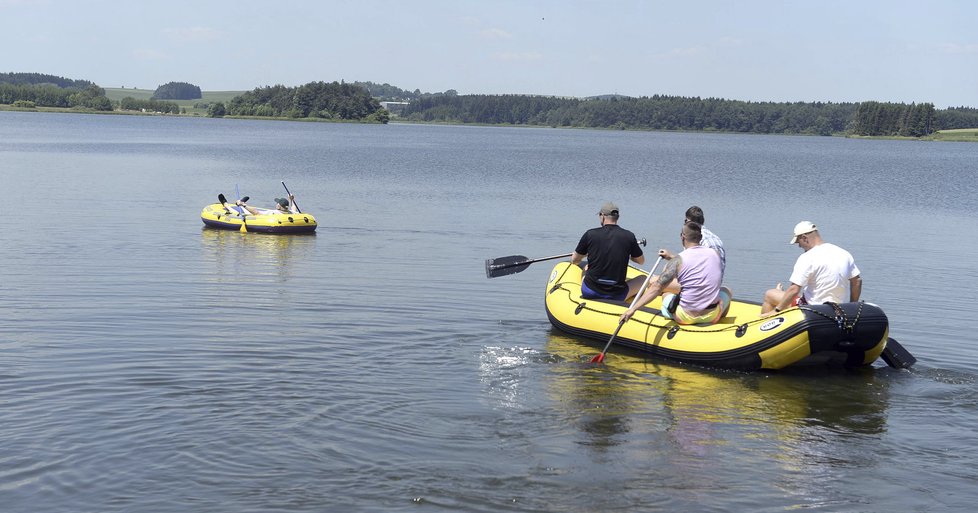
[{"x1": 1, "y1": 111, "x2": 977, "y2": 512}]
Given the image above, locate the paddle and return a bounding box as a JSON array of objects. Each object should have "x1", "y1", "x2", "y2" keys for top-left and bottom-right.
[
  {"x1": 486, "y1": 239, "x2": 646, "y2": 279},
  {"x1": 281, "y1": 181, "x2": 301, "y2": 213},
  {"x1": 236, "y1": 196, "x2": 252, "y2": 232},
  {"x1": 590, "y1": 256, "x2": 663, "y2": 364},
  {"x1": 485, "y1": 253, "x2": 571, "y2": 278},
  {"x1": 218, "y1": 193, "x2": 231, "y2": 214},
  {"x1": 881, "y1": 337, "x2": 916, "y2": 369},
  {"x1": 218, "y1": 193, "x2": 250, "y2": 232}
]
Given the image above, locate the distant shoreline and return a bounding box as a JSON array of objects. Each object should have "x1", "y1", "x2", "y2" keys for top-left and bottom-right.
[{"x1": 3, "y1": 103, "x2": 976, "y2": 142}]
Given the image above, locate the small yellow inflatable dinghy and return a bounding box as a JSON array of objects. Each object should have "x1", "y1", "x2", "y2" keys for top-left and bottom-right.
[
  {"x1": 201, "y1": 194, "x2": 317, "y2": 234},
  {"x1": 544, "y1": 262, "x2": 890, "y2": 370}
]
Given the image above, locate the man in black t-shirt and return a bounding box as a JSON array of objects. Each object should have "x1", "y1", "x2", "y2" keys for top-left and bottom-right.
[{"x1": 571, "y1": 202, "x2": 645, "y2": 301}]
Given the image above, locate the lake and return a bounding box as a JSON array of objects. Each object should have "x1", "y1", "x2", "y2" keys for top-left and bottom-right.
[{"x1": 1, "y1": 111, "x2": 976, "y2": 512}]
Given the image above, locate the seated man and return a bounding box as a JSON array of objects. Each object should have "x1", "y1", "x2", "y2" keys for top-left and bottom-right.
[
  {"x1": 761, "y1": 221, "x2": 862, "y2": 315},
  {"x1": 571, "y1": 202, "x2": 645, "y2": 301},
  {"x1": 621, "y1": 222, "x2": 731, "y2": 325},
  {"x1": 236, "y1": 194, "x2": 297, "y2": 215},
  {"x1": 274, "y1": 195, "x2": 297, "y2": 214}
]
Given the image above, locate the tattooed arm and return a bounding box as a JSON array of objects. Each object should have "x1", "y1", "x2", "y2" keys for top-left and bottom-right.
[{"x1": 621, "y1": 256, "x2": 682, "y2": 322}]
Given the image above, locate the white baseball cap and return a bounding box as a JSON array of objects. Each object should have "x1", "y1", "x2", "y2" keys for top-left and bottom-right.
[{"x1": 789, "y1": 221, "x2": 817, "y2": 244}]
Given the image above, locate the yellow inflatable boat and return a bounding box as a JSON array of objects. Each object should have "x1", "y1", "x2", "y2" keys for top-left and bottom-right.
[
  {"x1": 544, "y1": 262, "x2": 890, "y2": 370},
  {"x1": 200, "y1": 197, "x2": 317, "y2": 234}
]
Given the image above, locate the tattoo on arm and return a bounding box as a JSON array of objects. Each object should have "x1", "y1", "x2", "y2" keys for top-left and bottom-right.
[{"x1": 657, "y1": 258, "x2": 679, "y2": 285}]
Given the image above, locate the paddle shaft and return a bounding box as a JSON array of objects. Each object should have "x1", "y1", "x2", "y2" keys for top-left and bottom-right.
[
  {"x1": 486, "y1": 239, "x2": 646, "y2": 279},
  {"x1": 493, "y1": 253, "x2": 571, "y2": 271},
  {"x1": 592, "y1": 256, "x2": 663, "y2": 363},
  {"x1": 281, "y1": 181, "x2": 302, "y2": 213}
]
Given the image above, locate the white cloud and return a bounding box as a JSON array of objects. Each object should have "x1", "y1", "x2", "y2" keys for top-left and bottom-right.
[
  {"x1": 941, "y1": 42, "x2": 978, "y2": 54},
  {"x1": 667, "y1": 38, "x2": 743, "y2": 58},
  {"x1": 162, "y1": 26, "x2": 223, "y2": 43},
  {"x1": 479, "y1": 27, "x2": 513, "y2": 39},
  {"x1": 132, "y1": 48, "x2": 169, "y2": 61},
  {"x1": 717, "y1": 36, "x2": 745, "y2": 47},
  {"x1": 492, "y1": 51, "x2": 543, "y2": 62},
  {"x1": 0, "y1": 0, "x2": 48, "y2": 7},
  {"x1": 669, "y1": 46, "x2": 705, "y2": 57}
]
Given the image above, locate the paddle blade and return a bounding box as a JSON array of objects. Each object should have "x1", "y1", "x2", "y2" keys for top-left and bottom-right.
[
  {"x1": 239, "y1": 221, "x2": 247, "y2": 233},
  {"x1": 881, "y1": 337, "x2": 916, "y2": 369},
  {"x1": 485, "y1": 255, "x2": 530, "y2": 278},
  {"x1": 589, "y1": 352, "x2": 605, "y2": 364}
]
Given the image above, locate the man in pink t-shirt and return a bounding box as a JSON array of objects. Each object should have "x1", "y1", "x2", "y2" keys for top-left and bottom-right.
[{"x1": 621, "y1": 222, "x2": 732, "y2": 325}]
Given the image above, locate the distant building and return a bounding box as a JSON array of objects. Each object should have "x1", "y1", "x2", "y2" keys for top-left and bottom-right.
[{"x1": 379, "y1": 101, "x2": 410, "y2": 116}]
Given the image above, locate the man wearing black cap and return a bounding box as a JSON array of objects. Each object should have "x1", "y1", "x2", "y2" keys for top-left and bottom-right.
[
  {"x1": 571, "y1": 202, "x2": 645, "y2": 301},
  {"x1": 274, "y1": 195, "x2": 297, "y2": 213}
]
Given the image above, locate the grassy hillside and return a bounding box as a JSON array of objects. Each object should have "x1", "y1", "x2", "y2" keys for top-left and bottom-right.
[
  {"x1": 931, "y1": 128, "x2": 978, "y2": 142},
  {"x1": 103, "y1": 88, "x2": 244, "y2": 115}
]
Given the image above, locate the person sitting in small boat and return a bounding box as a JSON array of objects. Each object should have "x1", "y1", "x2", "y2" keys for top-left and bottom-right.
[
  {"x1": 235, "y1": 195, "x2": 296, "y2": 215},
  {"x1": 274, "y1": 195, "x2": 297, "y2": 214},
  {"x1": 685, "y1": 205, "x2": 725, "y2": 277},
  {"x1": 656, "y1": 206, "x2": 727, "y2": 295},
  {"x1": 621, "y1": 222, "x2": 732, "y2": 325},
  {"x1": 571, "y1": 202, "x2": 646, "y2": 301},
  {"x1": 761, "y1": 221, "x2": 862, "y2": 316}
]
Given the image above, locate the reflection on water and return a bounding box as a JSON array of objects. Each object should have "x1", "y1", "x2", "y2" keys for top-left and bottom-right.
[
  {"x1": 542, "y1": 332, "x2": 893, "y2": 507},
  {"x1": 199, "y1": 227, "x2": 317, "y2": 283}
]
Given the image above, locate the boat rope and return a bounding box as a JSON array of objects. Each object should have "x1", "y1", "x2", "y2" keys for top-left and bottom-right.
[
  {"x1": 551, "y1": 284, "x2": 770, "y2": 334},
  {"x1": 799, "y1": 300, "x2": 865, "y2": 333}
]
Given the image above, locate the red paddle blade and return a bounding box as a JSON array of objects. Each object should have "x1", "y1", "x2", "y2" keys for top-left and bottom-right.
[{"x1": 590, "y1": 353, "x2": 605, "y2": 363}]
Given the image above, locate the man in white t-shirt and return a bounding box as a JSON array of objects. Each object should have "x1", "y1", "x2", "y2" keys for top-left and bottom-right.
[{"x1": 761, "y1": 221, "x2": 862, "y2": 315}]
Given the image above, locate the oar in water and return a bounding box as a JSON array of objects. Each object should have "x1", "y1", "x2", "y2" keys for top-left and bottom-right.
[
  {"x1": 486, "y1": 239, "x2": 646, "y2": 279},
  {"x1": 881, "y1": 337, "x2": 916, "y2": 369},
  {"x1": 591, "y1": 256, "x2": 663, "y2": 364}
]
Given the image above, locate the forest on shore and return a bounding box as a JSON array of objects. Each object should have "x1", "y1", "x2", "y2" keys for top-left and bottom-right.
[
  {"x1": 4, "y1": 72, "x2": 978, "y2": 136},
  {"x1": 397, "y1": 93, "x2": 978, "y2": 137}
]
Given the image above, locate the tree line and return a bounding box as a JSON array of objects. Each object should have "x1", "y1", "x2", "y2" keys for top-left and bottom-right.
[
  {"x1": 352, "y1": 81, "x2": 456, "y2": 101},
  {"x1": 400, "y1": 94, "x2": 978, "y2": 136},
  {"x1": 119, "y1": 97, "x2": 181, "y2": 114},
  {"x1": 0, "y1": 72, "x2": 94, "y2": 89},
  {"x1": 153, "y1": 81, "x2": 201, "y2": 100},
  {"x1": 5, "y1": 71, "x2": 978, "y2": 133},
  {"x1": 216, "y1": 81, "x2": 388, "y2": 122},
  {"x1": 0, "y1": 82, "x2": 112, "y2": 110},
  {"x1": 850, "y1": 102, "x2": 935, "y2": 137}
]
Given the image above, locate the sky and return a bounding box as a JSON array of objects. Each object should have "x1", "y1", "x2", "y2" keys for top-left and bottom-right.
[{"x1": 2, "y1": 0, "x2": 977, "y2": 108}]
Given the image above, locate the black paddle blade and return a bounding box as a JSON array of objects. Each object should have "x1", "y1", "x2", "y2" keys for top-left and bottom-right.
[
  {"x1": 240, "y1": 196, "x2": 250, "y2": 203},
  {"x1": 881, "y1": 337, "x2": 916, "y2": 369},
  {"x1": 485, "y1": 255, "x2": 530, "y2": 278},
  {"x1": 218, "y1": 193, "x2": 228, "y2": 204}
]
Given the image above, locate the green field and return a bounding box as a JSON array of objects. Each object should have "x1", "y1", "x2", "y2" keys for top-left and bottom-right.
[
  {"x1": 930, "y1": 128, "x2": 978, "y2": 142},
  {"x1": 103, "y1": 88, "x2": 245, "y2": 115}
]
